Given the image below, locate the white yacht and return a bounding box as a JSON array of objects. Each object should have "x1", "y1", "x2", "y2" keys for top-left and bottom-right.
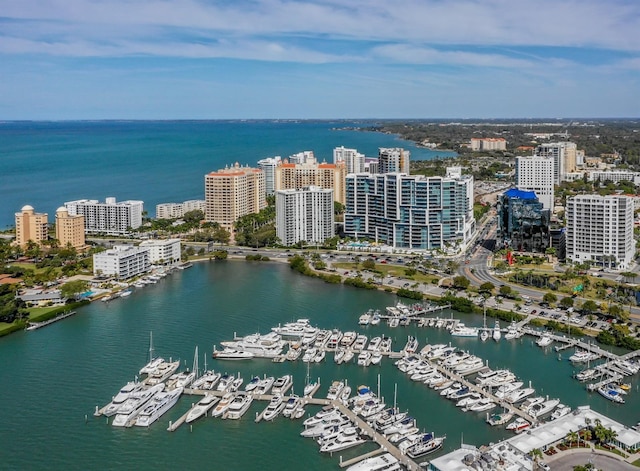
[
  {"x1": 281, "y1": 395, "x2": 302, "y2": 418},
  {"x1": 341, "y1": 331, "x2": 357, "y2": 347},
  {"x1": 506, "y1": 417, "x2": 530, "y2": 433},
  {"x1": 406, "y1": 435, "x2": 445, "y2": 458},
  {"x1": 379, "y1": 336, "x2": 392, "y2": 353},
  {"x1": 495, "y1": 381, "x2": 524, "y2": 399},
  {"x1": 370, "y1": 351, "x2": 383, "y2": 366},
  {"x1": 145, "y1": 360, "x2": 180, "y2": 386},
  {"x1": 244, "y1": 376, "x2": 261, "y2": 392},
  {"x1": 536, "y1": 333, "x2": 553, "y2": 347},
  {"x1": 185, "y1": 394, "x2": 218, "y2": 423},
  {"x1": 262, "y1": 394, "x2": 285, "y2": 421},
  {"x1": 492, "y1": 320, "x2": 501, "y2": 342},
  {"x1": 357, "y1": 351, "x2": 372, "y2": 367},
  {"x1": 111, "y1": 383, "x2": 165, "y2": 427},
  {"x1": 403, "y1": 336, "x2": 418, "y2": 354},
  {"x1": 551, "y1": 404, "x2": 571, "y2": 420},
  {"x1": 139, "y1": 357, "x2": 164, "y2": 377},
  {"x1": 352, "y1": 334, "x2": 368, "y2": 352},
  {"x1": 454, "y1": 356, "x2": 485, "y2": 374},
  {"x1": 271, "y1": 375, "x2": 293, "y2": 395},
  {"x1": 468, "y1": 398, "x2": 496, "y2": 412},
  {"x1": 319, "y1": 429, "x2": 365, "y2": 453},
  {"x1": 520, "y1": 396, "x2": 545, "y2": 414},
  {"x1": 327, "y1": 380, "x2": 345, "y2": 400},
  {"x1": 191, "y1": 370, "x2": 221, "y2": 390},
  {"x1": 327, "y1": 330, "x2": 343, "y2": 349},
  {"x1": 569, "y1": 349, "x2": 599, "y2": 363},
  {"x1": 210, "y1": 392, "x2": 235, "y2": 418},
  {"x1": 314, "y1": 349, "x2": 325, "y2": 363},
  {"x1": 212, "y1": 347, "x2": 254, "y2": 360},
  {"x1": 343, "y1": 350, "x2": 354, "y2": 363},
  {"x1": 367, "y1": 336, "x2": 382, "y2": 351},
  {"x1": 134, "y1": 387, "x2": 183, "y2": 427},
  {"x1": 225, "y1": 391, "x2": 253, "y2": 419},
  {"x1": 166, "y1": 370, "x2": 195, "y2": 390},
  {"x1": 101, "y1": 381, "x2": 143, "y2": 417},
  {"x1": 216, "y1": 373, "x2": 235, "y2": 392},
  {"x1": 450, "y1": 323, "x2": 478, "y2": 338},
  {"x1": 370, "y1": 312, "x2": 381, "y2": 325},
  {"x1": 334, "y1": 348, "x2": 346, "y2": 364},
  {"x1": 254, "y1": 376, "x2": 275, "y2": 395},
  {"x1": 358, "y1": 311, "x2": 372, "y2": 325},
  {"x1": 388, "y1": 317, "x2": 400, "y2": 328},
  {"x1": 272, "y1": 319, "x2": 317, "y2": 338},
  {"x1": 302, "y1": 347, "x2": 317, "y2": 363},
  {"x1": 529, "y1": 398, "x2": 560, "y2": 418},
  {"x1": 504, "y1": 387, "x2": 535, "y2": 404},
  {"x1": 221, "y1": 332, "x2": 286, "y2": 358},
  {"x1": 504, "y1": 321, "x2": 521, "y2": 340},
  {"x1": 345, "y1": 453, "x2": 401, "y2": 471}
]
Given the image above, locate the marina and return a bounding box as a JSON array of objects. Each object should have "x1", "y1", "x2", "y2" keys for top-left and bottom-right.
[{"x1": 7, "y1": 261, "x2": 640, "y2": 471}]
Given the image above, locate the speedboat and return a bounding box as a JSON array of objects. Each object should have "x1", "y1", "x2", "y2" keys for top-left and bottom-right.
[
  {"x1": 271, "y1": 375, "x2": 293, "y2": 395},
  {"x1": 101, "y1": 381, "x2": 143, "y2": 417},
  {"x1": 358, "y1": 312, "x2": 372, "y2": 325},
  {"x1": 505, "y1": 387, "x2": 535, "y2": 404},
  {"x1": 467, "y1": 398, "x2": 496, "y2": 412},
  {"x1": 244, "y1": 376, "x2": 261, "y2": 392},
  {"x1": 319, "y1": 429, "x2": 365, "y2": 453},
  {"x1": 367, "y1": 336, "x2": 382, "y2": 351},
  {"x1": 314, "y1": 349, "x2": 326, "y2": 363},
  {"x1": 281, "y1": 395, "x2": 302, "y2": 418},
  {"x1": 370, "y1": 312, "x2": 381, "y2": 325},
  {"x1": 357, "y1": 351, "x2": 372, "y2": 367},
  {"x1": 210, "y1": 392, "x2": 235, "y2": 418},
  {"x1": 135, "y1": 387, "x2": 183, "y2": 427},
  {"x1": 212, "y1": 347, "x2": 254, "y2": 360},
  {"x1": 262, "y1": 394, "x2": 286, "y2": 421},
  {"x1": 185, "y1": 394, "x2": 218, "y2": 423},
  {"x1": 486, "y1": 411, "x2": 513, "y2": 426},
  {"x1": 345, "y1": 453, "x2": 401, "y2": 471},
  {"x1": 370, "y1": 351, "x2": 383, "y2": 366},
  {"x1": 598, "y1": 386, "x2": 625, "y2": 404},
  {"x1": 215, "y1": 373, "x2": 233, "y2": 392},
  {"x1": 224, "y1": 391, "x2": 253, "y2": 419},
  {"x1": 529, "y1": 398, "x2": 560, "y2": 418},
  {"x1": 520, "y1": 396, "x2": 545, "y2": 414},
  {"x1": 506, "y1": 417, "x2": 530, "y2": 433},
  {"x1": 494, "y1": 381, "x2": 524, "y2": 399},
  {"x1": 111, "y1": 383, "x2": 165, "y2": 427}
]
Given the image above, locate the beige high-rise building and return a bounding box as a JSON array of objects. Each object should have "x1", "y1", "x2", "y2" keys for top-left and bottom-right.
[
  {"x1": 15, "y1": 205, "x2": 48, "y2": 248},
  {"x1": 55, "y1": 207, "x2": 85, "y2": 250},
  {"x1": 204, "y1": 163, "x2": 266, "y2": 231},
  {"x1": 275, "y1": 155, "x2": 346, "y2": 204}
]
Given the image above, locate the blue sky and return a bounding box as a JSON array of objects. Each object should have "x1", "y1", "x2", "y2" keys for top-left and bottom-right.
[{"x1": 1, "y1": 0, "x2": 639, "y2": 119}]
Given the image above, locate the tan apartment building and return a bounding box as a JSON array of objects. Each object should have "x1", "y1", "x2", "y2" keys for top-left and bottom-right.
[
  {"x1": 15, "y1": 205, "x2": 48, "y2": 248},
  {"x1": 470, "y1": 137, "x2": 507, "y2": 151},
  {"x1": 275, "y1": 157, "x2": 346, "y2": 204},
  {"x1": 204, "y1": 163, "x2": 266, "y2": 231},
  {"x1": 55, "y1": 207, "x2": 86, "y2": 250}
]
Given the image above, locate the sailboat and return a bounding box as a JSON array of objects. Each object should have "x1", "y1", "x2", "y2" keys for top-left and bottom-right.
[
  {"x1": 480, "y1": 304, "x2": 489, "y2": 342},
  {"x1": 139, "y1": 331, "x2": 164, "y2": 376},
  {"x1": 303, "y1": 361, "x2": 319, "y2": 397}
]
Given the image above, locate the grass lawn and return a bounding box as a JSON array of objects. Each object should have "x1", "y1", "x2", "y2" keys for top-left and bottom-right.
[
  {"x1": 332, "y1": 262, "x2": 440, "y2": 285},
  {"x1": 631, "y1": 457, "x2": 640, "y2": 467},
  {"x1": 28, "y1": 306, "x2": 64, "y2": 322},
  {"x1": 9, "y1": 262, "x2": 61, "y2": 276},
  {"x1": 0, "y1": 321, "x2": 24, "y2": 336}
]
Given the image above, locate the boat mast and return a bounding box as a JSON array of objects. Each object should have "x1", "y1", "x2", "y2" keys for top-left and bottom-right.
[
  {"x1": 149, "y1": 331, "x2": 154, "y2": 363},
  {"x1": 192, "y1": 346, "x2": 199, "y2": 378}
]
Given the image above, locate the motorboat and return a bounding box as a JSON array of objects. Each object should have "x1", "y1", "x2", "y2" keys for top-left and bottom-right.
[
  {"x1": 303, "y1": 408, "x2": 342, "y2": 428},
  {"x1": 341, "y1": 331, "x2": 357, "y2": 347},
  {"x1": 379, "y1": 336, "x2": 392, "y2": 353},
  {"x1": 134, "y1": 387, "x2": 183, "y2": 427},
  {"x1": 494, "y1": 381, "x2": 524, "y2": 399},
  {"x1": 479, "y1": 329, "x2": 490, "y2": 342},
  {"x1": 551, "y1": 404, "x2": 571, "y2": 420},
  {"x1": 319, "y1": 428, "x2": 365, "y2": 453},
  {"x1": 456, "y1": 392, "x2": 483, "y2": 408},
  {"x1": 358, "y1": 311, "x2": 372, "y2": 325},
  {"x1": 342, "y1": 350, "x2": 354, "y2": 364},
  {"x1": 139, "y1": 357, "x2": 164, "y2": 377},
  {"x1": 271, "y1": 319, "x2": 316, "y2": 338},
  {"x1": 314, "y1": 349, "x2": 326, "y2": 363},
  {"x1": 372, "y1": 409, "x2": 407, "y2": 430},
  {"x1": 353, "y1": 334, "x2": 368, "y2": 352},
  {"x1": 370, "y1": 312, "x2": 381, "y2": 325},
  {"x1": 598, "y1": 386, "x2": 625, "y2": 404},
  {"x1": 271, "y1": 375, "x2": 293, "y2": 395},
  {"x1": 327, "y1": 330, "x2": 343, "y2": 349},
  {"x1": 166, "y1": 370, "x2": 195, "y2": 390},
  {"x1": 427, "y1": 345, "x2": 456, "y2": 360},
  {"x1": 281, "y1": 395, "x2": 302, "y2": 418},
  {"x1": 302, "y1": 347, "x2": 317, "y2": 363},
  {"x1": 212, "y1": 347, "x2": 254, "y2": 360},
  {"x1": 244, "y1": 376, "x2": 261, "y2": 392},
  {"x1": 505, "y1": 387, "x2": 535, "y2": 404},
  {"x1": 224, "y1": 391, "x2": 254, "y2": 419},
  {"x1": 454, "y1": 356, "x2": 485, "y2": 374},
  {"x1": 504, "y1": 321, "x2": 521, "y2": 340},
  {"x1": 450, "y1": 323, "x2": 478, "y2": 338},
  {"x1": 286, "y1": 345, "x2": 302, "y2": 361},
  {"x1": 492, "y1": 320, "x2": 501, "y2": 342},
  {"x1": 359, "y1": 400, "x2": 386, "y2": 419},
  {"x1": 506, "y1": 417, "x2": 530, "y2": 433},
  {"x1": 536, "y1": 333, "x2": 553, "y2": 347},
  {"x1": 334, "y1": 348, "x2": 346, "y2": 364},
  {"x1": 101, "y1": 381, "x2": 143, "y2": 417},
  {"x1": 425, "y1": 373, "x2": 447, "y2": 388},
  {"x1": 569, "y1": 350, "x2": 599, "y2": 363},
  {"x1": 529, "y1": 398, "x2": 560, "y2": 418},
  {"x1": 486, "y1": 411, "x2": 513, "y2": 426},
  {"x1": 388, "y1": 317, "x2": 400, "y2": 328},
  {"x1": 210, "y1": 392, "x2": 235, "y2": 418},
  {"x1": 145, "y1": 360, "x2": 180, "y2": 386},
  {"x1": 575, "y1": 368, "x2": 598, "y2": 382},
  {"x1": 367, "y1": 336, "x2": 382, "y2": 351},
  {"x1": 382, "y1": 416, "x2": 416, "y2": 436},
  {"x1": 520, "y1": 396, "x2": 545, "y2": 414},
  {"x1": 340, "y1": 385, "x2": 352, "y2": 404},
  {"x1": 216, "y1": 374, "x2": 235, "y2": 392},
  {"x1": 403, "y1": 336, "x2": 419, "y2": 354},
  {"x1": 345, "y1": 453, "x2": 401, "y2": 471},
  {"x1": 111, "y1": 383, "x2": 165, "y2": 427},
  {"x1": 370, "y1": 351, "x2": 383, "y2": 366},
  {"x1": 185, "y1": 394, "x2": 218, "y2": 423},
  {"x1": 481, "y1": 370, "x2": 516, "y2": 388},
  {"x1": 406, "y1": 434, "x2": 445, "y2": 458},
  {"x1": 327, "y1": 380, "x2": 345, "y2": 400},
  {"x1": 357, "y1": 351, "x2": 372, "y2": 367},
  {"x1": 301, "y1": 416, "x2": 349, "y2": 437},
  {"x1": 228, "y1": 376, "x2": 244, "y2": 392},
  {"x1": 467, "y1": 398, "x2": 496, "y2": 412},
  {"x1": 253, "y1": 376, "x2": 275, "y2": 395},
  {"x1": 191, "y1": 370, "x2": 221, "y2": 390}
]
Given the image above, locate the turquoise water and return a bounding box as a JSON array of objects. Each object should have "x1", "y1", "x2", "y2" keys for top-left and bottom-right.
[
  {"x1": 1, "y1": 261, "x2": 637, "y2": 470},
  {"x1": 0, "y1": 120, "x2": 456, "y2": 228}
]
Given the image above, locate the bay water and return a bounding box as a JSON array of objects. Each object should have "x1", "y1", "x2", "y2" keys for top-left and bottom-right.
[{"x1": 1, "y1": 261, "x2": 637, "y2": 470}]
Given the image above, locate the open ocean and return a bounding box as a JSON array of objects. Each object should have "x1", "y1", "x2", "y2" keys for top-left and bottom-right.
[{"x1": 0, "y1": 120, "x2": 455, "y2": 229}]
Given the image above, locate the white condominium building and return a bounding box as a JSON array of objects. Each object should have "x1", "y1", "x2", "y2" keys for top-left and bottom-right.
[
  {"x1": 535, "y1": 141, "x2": 577, "y2": 184},
  {"x1": 378, "y1": 148, "x2": 410, "y2": 174},
  {"x1": 276, "y1": 186, "x2": 335, "y2": 246},
  {"x1": 589, "y1": 171, "x2": 640, "y2": 186},
  {"x1": 204, "y1": 163, "x2": 266, "y2": 231},
  {"x1": 156, "y1": 200, "x2": 205, "y2": 219},
  {"x1": 139, "y1": 239, "x2": 181, "y2": 265},
  {"x1": 333, "y1": 146, "x2": 365, "y2": 174},
  {"x1": 93, "y1": 245, "x2": 151, "y2": 279},
  {"x1": 566, "y1": 195, "x2": 634, "y2": 270},
  {"x1": 515, "y1": 156, "x2": 555, "y2": 210},
  {"x1": 64, "y1": 197, "x2": 143, "y2": 235},
  {"x1": 257, "y1": 156, "x2": 282, "y2": 195}
]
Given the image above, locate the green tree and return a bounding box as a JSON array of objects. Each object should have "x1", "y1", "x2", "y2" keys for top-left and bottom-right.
[
  {"x1": 479, "y1": 282, "x2": 495, "y2": 295},
  {"x1": 499, "y1": 285, "x2": 513, "y2": 297},
  {"x1": 560, "y1": 297, "x2": 575, "y2": 309},
  {"x1": 60, "y1": 280, "x2": 90, "y2": 300},
  {"x1": 452, "y1": 275, "x2": 470, "y2": 290},
  {"x1": 580, "y1": 300, "x2": 598, "y2": 316},
  {"x1": 183, "y1": 209, "x2": 204, "y2": 225},
  {"x1": 543, "y1": 292, "x2": 558, "y2": 304},
  {"x1": 361, "y1": 259, "x2": 376, "y2": 270}
]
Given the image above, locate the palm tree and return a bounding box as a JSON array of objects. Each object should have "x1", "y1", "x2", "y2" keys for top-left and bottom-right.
[
  {"x1": 529, "y1": 448, "x2": 543, "y2": 463},
  {"x1": 566, "y1": 430, "x2": 579, "y2": 448}
]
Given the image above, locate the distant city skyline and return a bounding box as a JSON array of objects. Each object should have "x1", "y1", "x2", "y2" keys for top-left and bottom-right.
[{"x1": 2, "y1": 0, "x2": 639, "y2": 119}]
